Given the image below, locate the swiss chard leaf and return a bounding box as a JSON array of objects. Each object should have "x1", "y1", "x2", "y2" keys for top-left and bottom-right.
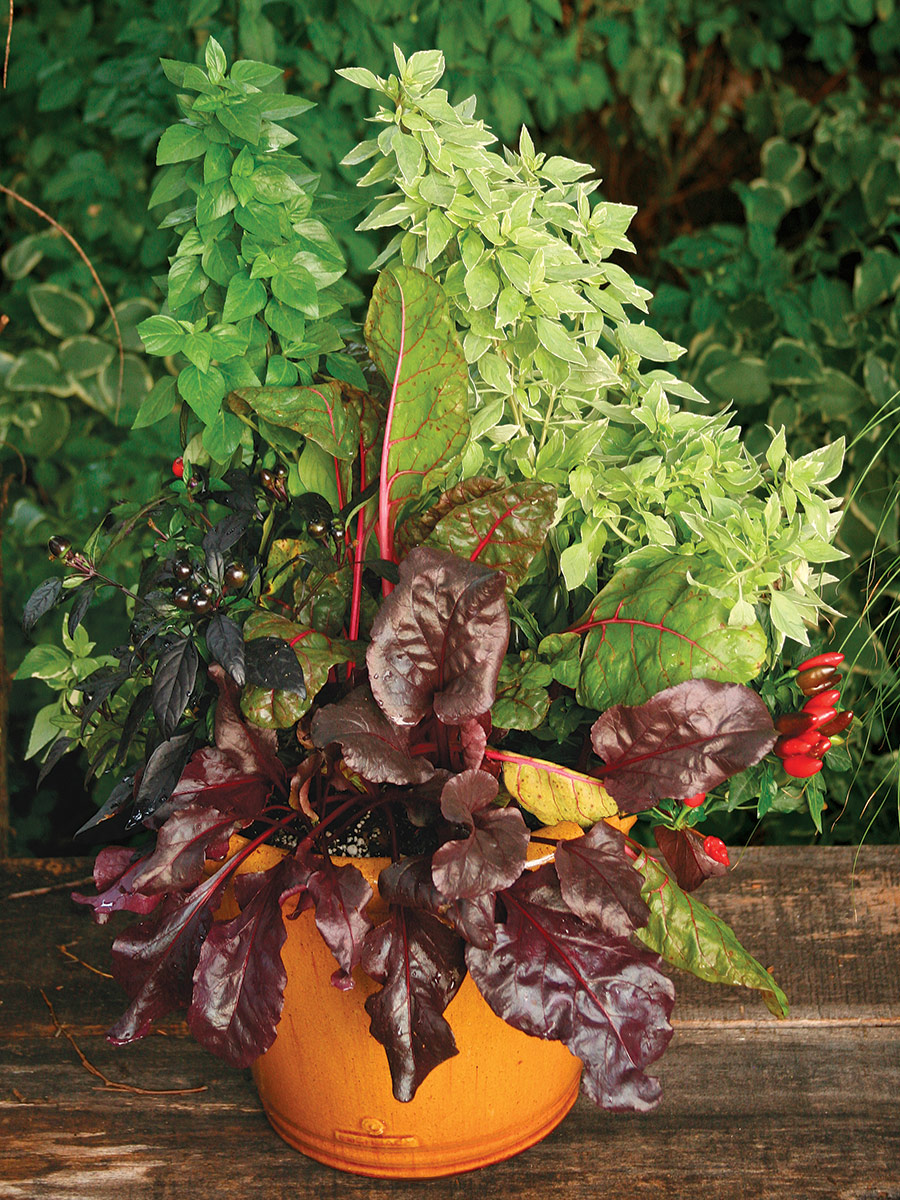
[
  {"x1": 575, "y1": 557, "x2": 768, "y2": 710},
  {"x1": 305, "y1": 855, "x2": 374, "y2": 989},
  {"x1": 187, "y1": 856, "x2": 309, "y2": 1067},
  {"x1": 232, "y1": 381, "x2": 359, "y2": 460},
  {"x1": 652, "y1": 826, "x2": 729, "y2": 892},
  {"x1": 431, "y1": 770, "x2": 530, "y2": 899},
  {"x1": 466, "y1": 867, "x2": 675, "y2": 1112},
  {"x1": 106, "y1": 864, "x2": 230, "y2": 1046},
  {"x1": 553, "y1": 821, "x2": 650, "y2": 937},
  {"x1": 364, "y1": 266, "x2": 469, "y2": 558},
  {"x1": 311, "y1": 686, "x2": 434, "y2": 786},
  {"x1": 591, "y1": 679, "x2": 777, "y2": 810},
  {"x1": 152, "y1": 636, "x2": 199, "y2": 738},
  {"x1": 398, "y1": 477, "x2": 557, "y2": 593},
  {"x1": 633, "y1": 851, "x2": 789, "y2": 1018},
  {"x1": 367, "y1": 547, "x2": 509, "y2": 727},
  {"x1": 131, "y1": 804, "x2": 250, "y2": 894},
  {"x1": 72, "y1": 847, "x2": 162, "y2": 924},
  {"x1": 378, "y1": 857, "x2": 495, "y2": 950},
  {"x1": 491, "y1": 748, "x2": 618, "y2": 827},
  {"x1": 362, "y1": 907, "x2": 466, "y2": 1102}
]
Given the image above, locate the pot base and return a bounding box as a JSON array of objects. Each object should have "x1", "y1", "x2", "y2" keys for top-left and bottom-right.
[{"x1": 258, "y1": 1070, "x2": 580, "y2": 1179}]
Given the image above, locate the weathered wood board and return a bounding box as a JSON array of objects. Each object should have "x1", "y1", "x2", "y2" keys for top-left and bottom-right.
[{"x1": 1, "y1": 848, "x2": 898, "y2": 1200}]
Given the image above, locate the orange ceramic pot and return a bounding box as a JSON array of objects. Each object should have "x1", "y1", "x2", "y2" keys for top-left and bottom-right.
[{"x1": 219, "y1": 830, "x2": 588, "y2": 1179}]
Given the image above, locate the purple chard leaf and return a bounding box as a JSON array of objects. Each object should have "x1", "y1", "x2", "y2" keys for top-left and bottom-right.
[
  {"x1": 130, "y1": 805, "x2": 250, "y2": 895},
  {"x1": 311, "y1": 686, "x2": 434, "y2": 785},
  {"x1": 187, "y1": 856, "x2": 312, "y2": 1067},
  {"x1": 72, "y1": 847, "x2": 162, "y2": 925},
  {"x1": 362, "y1": 907, "x2": 466, "y2": 1102},
  {"x1": 305, "y1": 854, "x2": 374, "y2": 990},
  {"x1": 591, "y1": 678, "x2": 777, "y2": 810},
  {"x1": 652, "y1": 826, "x2": 729, "y2": 892},
  {"x1": 431, "y1": 770, "x2": 530, "y2": 899},
  {"x1": 378, "y1": 857, "x2": 495, "y2": 950},
  {"x1": 106, "y1": 862, "x2": 231, "y2": 1047},
  {"x1": 554, "y1": 821, "x2": 650, "y2": 938},
  {"x1": 367, "y1": 547, "x2": 509, "y2": 727},
  {"x1": 466, "y1": 867, "x2": 675, "y2": 1113}
]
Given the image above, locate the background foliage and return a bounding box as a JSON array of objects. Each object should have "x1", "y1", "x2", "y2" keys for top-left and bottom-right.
[{"x1": 2, "y1": 0, "x2": 897, "y2": 851}]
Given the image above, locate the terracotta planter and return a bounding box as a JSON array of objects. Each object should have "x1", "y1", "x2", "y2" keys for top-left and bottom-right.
[{"x1": 219, "y1": 833, "x2": 587, "y2": 1179}]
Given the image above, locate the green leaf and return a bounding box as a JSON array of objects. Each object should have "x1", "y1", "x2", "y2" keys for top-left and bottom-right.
[
  {"x1": 138, "y1": 315, "x2": 187, "y2": 357},
  {"x1": 852, "y1": 246, "x2": 900, "y2": 312},
  {"x1": 166, "y1": 257, "x2": 208, "y2": 311},
  {"x1": 576, "y1": 556, "x2": 768, "y2": 710},
  {"x1": 634, "y1": 852, "x2": 789, "y2": 1018},
  {"x1": 364, "y1": 266, "x2": 470, "y2": 531},
  {"x1": 231, "y1": 60, "x2": 284, "y2": 86},
  {"x1": 177, "y1": 364, "x2": 226, "y2": 423},
  {"x1": 58, "y1": 337, "x2": 114, "y2": 378},
  {"x1": 204, "y1": 36, "x2": 227, "y2": 81},
  {"x1": 27, "y1": 285, "x2": 93, "y2": 338},
  {"x1": 6, "y1": 349, "x2": 62, "y2": 391},
  {"x1": 403, "y1": 477, "x2": 557, "y2": 593},
  {"x1": 617, "y1": 322, "x2": 684, "y2": 363},
  {"x1": 157, "y1": 124, "x2": 209, "y2": 165},
  {"x1": 232, "y1": 381, "x2": 358, "y2": 459},
  {"x1": 132, "y1": 375, "x2": 178, "y2": 429},
  {"x1": 496, "y1": 749, "x2": 619, "y2": 827},
  {"x1": 491, "y1": 656, "x2": 552, "y2": 731},
  {"x1": 259, "y1": 94, "x2": 315, "y2": 120},
  {"x1": 707, "y1": 357, "x2": 771, "y2": 404},
  {"x1": 535, "y1": 316, "x2": 585, "y2": 365},
  {"x1": 202, "y1": 239, "x2": 240, "y2": 286},
  {"x1": 464, "y1": 261, "x2": 500, "y2": 310},
  {"x1": 271, "y1": 264, "x2": 319, "y2": 316},
  {"x1": 425, "y1": 208, "x2": 455, "y2": 262},
  {"x1": 335, "y1": 66, "x2": 385, "y2": 91},
  {"x1": 203, "y1": 409, "x2": 243, "y2": 462},
  {"x1": 222, "y1": 270, "x2": 268, "y2": 322},
  {"x1": 217, "y1": 100, "x2": 261, "y2": 144}
]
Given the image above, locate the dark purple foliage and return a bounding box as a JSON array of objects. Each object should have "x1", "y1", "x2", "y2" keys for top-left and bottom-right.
[
  {"x1": 379, "y1": 857, "x2": 496, "y2": 949},
  {"x1": 591, "y1": 679, "x2": 777, "y2": 809},
  {"x1": 187, "y1": 857, "x2": 309, "y2": 1066},
  {"x1": 72, "y1": 847, "x2": 162, "y2": 924},
  {"x1": 367, "y1": 547, "x2": 509, "y2": 727},
  {"x1": 362, "y1": 907, "x2": 466, "y2": 1101},
  {"x1": 653, "y1": 826, "x2": 729, "y2": 892},
  {"x1": 431, "y1": 770, "x2": 530, "y2": 899},
  {"x1": 466, "y1": 867, "x2": 675, "y2": 1112},
  {"x1": 106, "y1": 865, "x2": 230, "y2": 1046},
  {"x1": 311, "y1": 687, "x2": 434, "y2": 785},
  {"x1": 554, "y1": 821, "x2": 650, "y2": 938},
  {"x1": 131, "y1": 805, "x2": 250, "y2": 895},
  {"x1": 305, "y1": 855, "x2": 374, "y2": 989}
]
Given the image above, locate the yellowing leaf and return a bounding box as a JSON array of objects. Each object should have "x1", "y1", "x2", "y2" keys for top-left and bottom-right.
[{"x1": 494, "y1": 750, "x2": 618, "y2": 827}]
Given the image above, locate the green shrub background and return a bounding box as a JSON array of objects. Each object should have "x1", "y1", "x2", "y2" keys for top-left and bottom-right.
[{"x1": 2, "y1": 0, "x2": 897, "y2": 852}]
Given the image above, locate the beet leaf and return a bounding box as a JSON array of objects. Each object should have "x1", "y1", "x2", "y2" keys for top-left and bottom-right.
[
  {"x1": 311, "y1": 686, "x2": 434, "y2": 785},
  {"x1": 554, "y1": 821, "x2": 650, "y2": 937},
  {"x1": 466, "y1": 867, "x2": 675, "y2": 1112},
  {"x1": 431, "y1": 770, "x2": 530, "y2": 899}
]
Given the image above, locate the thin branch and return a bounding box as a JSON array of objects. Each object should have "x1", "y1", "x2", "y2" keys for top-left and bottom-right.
[
  {"x1": 0, "y1": 184, "x2": 124, "y2": 410},
  {"x1": 57, "y1": 941, "x2": 113, "y2": 980},
  {"x1": 39, "y1": 989, "x2": 207, "y2": 1097},
  {"x1": 3, "y1": 0, "x2": 12, "y2": 89},
  {"x1": 5, "y1": 875, "x2": 95, "y2": 900}
]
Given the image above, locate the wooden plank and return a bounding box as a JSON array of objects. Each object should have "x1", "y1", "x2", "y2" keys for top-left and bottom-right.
[
  {"x1": 1, "y1": 848, "x2": 898, "y2": 1197},
  {"x1": 1, "y1": 1029, "x2": 898, "y2": 1199}
]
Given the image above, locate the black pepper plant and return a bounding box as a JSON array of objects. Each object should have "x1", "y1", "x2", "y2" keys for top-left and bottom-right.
[{"x1": 20, "y1": 43, "x2": 854, "y2": 1114}]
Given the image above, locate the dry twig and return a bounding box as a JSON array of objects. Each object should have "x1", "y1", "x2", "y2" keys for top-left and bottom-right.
[
  {"x1": 5, "y1": 876, "x2": 94, "y2": 900},
  {"x1": 39, "y1": 989, "x2": 208, "y2": 1097},
  {"x1": 57, "y1": 941, "x2": 113, "y2": 980}
]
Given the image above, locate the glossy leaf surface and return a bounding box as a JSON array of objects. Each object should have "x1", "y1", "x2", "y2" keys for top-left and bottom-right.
[{"x1": 492, "y1": 748, "x2": 618, "y2": 827}]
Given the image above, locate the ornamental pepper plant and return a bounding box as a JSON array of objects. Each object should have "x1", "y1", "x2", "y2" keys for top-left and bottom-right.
[{"x1": 20, "y1": 43, "x2": 854, "y2": 1114}]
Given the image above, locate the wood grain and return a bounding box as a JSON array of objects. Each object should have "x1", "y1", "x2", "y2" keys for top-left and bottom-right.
[{"x1": 1, "y1": 847, "x2": 898, "y2": 1199}]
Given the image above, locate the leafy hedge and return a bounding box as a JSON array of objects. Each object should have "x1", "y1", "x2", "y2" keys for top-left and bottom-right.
[{"x1": 2, "y1": 0, "x2": 897, "y2": 849}]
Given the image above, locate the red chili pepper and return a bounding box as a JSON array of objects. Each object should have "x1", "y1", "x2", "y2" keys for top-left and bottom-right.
[
  {"x1": 810, "y1": 735, "x2": 832, "y2": 757},
  {"x1": 703, "y1": 836, "x2": 730, "y2": 866},
  {"x1": 797, "y1": 651, "x2": 844, "y2": 671},
  {"x1": 803, "y1": 689, "x2": 841, "y2": 713},
  {"x1": 796, "y1": 664, "x2": 841, "y2": 696},
  {"x1": 815, "y1": 710, "x2": 854, "y2": 737},
  {"x1": 172, "y1": 457, "x2": 184, "y2": 479},
  {"x1": 774, "y1": 731, "x2": 819, "y2": 758},
  {"x1": 806, "y1": 707, "x2": 838, "y2": 727},
  {"x1": 682, "y1": 791, "x2": 707, "y2": 808},
  {"x1": 775, "y1": 712, "x2": 817, "y2": 736},
  {"x1": 781, "y1": 755, "x2": 824, "y2": 778}
]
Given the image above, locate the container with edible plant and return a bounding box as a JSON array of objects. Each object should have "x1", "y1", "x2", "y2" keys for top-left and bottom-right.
[{"x1": 20, "y1": 44, "x2": 854, "y2": 1179}]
